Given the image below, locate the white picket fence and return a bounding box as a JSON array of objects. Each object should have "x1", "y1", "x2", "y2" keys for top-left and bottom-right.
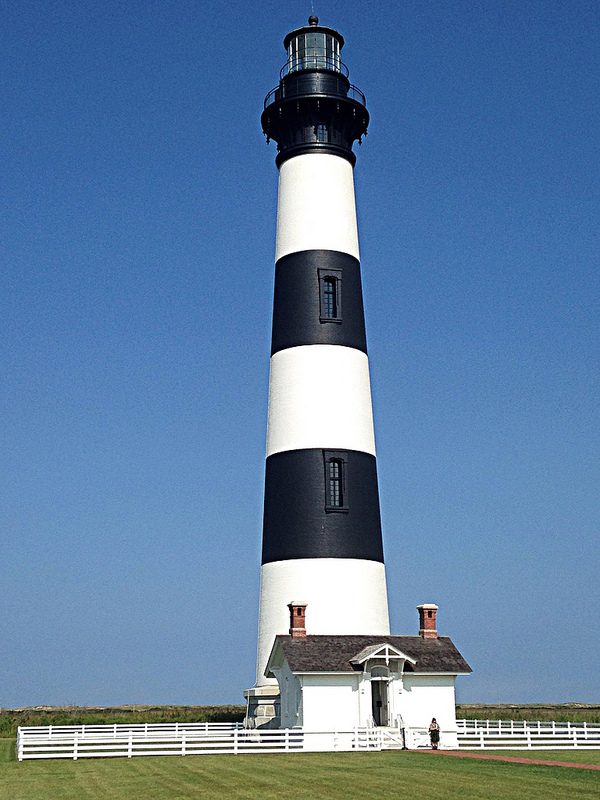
[
  {"x1": 17, "y1": 718, "x2": 600, "y2": 760},
  {"x1": 456, "y1": 718, "x2": 600, "y2": 750},
  {"x1": 16, "y1": 723, "x2": 385, "y2": 761}
]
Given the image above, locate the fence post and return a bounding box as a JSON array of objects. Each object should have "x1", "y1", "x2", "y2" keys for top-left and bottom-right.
[
  {"x1": 285, "y1": 728, "x2": 290, "y2": 752},
  {"x1": 573, "y1": 727, "x2": 578, "y2": 748},
  {"x1": 73, "y1": 732, "x2": 78, "y2": 761},
  {"x1": 479, "y1": 730, "x2": 484, "y2": 749},
  {"x1": 128, "y1": 733, "x2": 133, "y2": 758},
  {"x1": 182, "y1": 733, "x2": 186, "y2": 756},
  {"x1": 526, "y1": 728, "x2": 531, "y2": 749},
  {"x1": 234, "y1": 727, "x2": 238, "y2": 754}
]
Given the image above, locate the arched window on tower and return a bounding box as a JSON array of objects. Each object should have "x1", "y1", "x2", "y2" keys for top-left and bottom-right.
[{"x1": 318, "y1": 269, "x2": 342, "y2": 322}]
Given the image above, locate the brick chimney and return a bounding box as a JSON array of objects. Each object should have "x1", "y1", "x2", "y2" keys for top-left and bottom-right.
[
  {"x1": 288, "y1": 602, "x2": 308, "y2": 638},
  {"x1": 417, "y1": 603, "x2": 438, "y2": 639}
]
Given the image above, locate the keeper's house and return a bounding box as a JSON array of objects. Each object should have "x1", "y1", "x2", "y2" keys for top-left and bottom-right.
[{"x1": 265, "y1": 602, "x2": 471, "y2": 748}]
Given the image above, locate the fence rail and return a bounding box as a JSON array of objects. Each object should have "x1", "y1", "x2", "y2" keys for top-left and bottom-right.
[
  {"x1": 456, "y1": 718, "x2": 600, "y2": 750},
  {"x1": 19, "y1": 721, "x2": 242, "y2": 739},
  {"x1": 17, "y1": 724, "x2": 384, "y2": 761}
]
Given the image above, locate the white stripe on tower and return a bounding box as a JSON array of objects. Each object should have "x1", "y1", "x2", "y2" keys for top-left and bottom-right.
[
  {"x1": 266, "y1": 344, "x2": 376, "y2": 457},
  {"x1": 275, "y1": 155, "x2": 360, "y2": 261}
]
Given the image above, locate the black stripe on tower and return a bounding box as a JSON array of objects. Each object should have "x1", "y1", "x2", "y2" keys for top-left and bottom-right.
[
  {"x1": 271, "y1": 250, "x2": 367, "y2": 355},
  {"x1": 261, "y1": 448, "x2": 384, "y2": 564}
]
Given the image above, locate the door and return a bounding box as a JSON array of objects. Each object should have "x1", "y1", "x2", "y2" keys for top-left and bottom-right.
[{"x1": 371, "y1": 679, "x2": 389, "y2": 727}]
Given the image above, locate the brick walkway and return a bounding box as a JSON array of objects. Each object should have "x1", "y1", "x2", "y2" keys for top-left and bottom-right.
[{"x1": 417, "y1": 749, "x2": 600, "y2": 770}]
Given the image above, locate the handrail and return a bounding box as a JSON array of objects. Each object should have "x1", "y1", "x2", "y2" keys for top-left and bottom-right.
[
  {"x1": 280, "y1": 57, "x2": 349, "y2": 80},
  {"x1": 264, "y1": 82, "x2": 366, "y2": 110}
]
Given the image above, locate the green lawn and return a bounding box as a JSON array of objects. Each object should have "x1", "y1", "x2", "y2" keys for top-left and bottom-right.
[{"x1": 1, "y1": 747, "x2": 599, "y2": 800}]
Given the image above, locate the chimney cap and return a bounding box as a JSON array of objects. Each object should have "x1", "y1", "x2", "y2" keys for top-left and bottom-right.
[
  {"x1": 416, "y1": 603, "x2": 438, "y2": 610},
  {"x1": 287, "y1": 601, "x2": 308, "y2": 608}
]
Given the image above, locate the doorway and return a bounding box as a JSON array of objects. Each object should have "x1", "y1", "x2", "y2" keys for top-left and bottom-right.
[{"x1": 371, "y1": 670, "x2": 389, "y2": 727}]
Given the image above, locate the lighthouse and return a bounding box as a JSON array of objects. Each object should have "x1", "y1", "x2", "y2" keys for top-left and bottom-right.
[{"x1": 245, "y1": 17, "x2": 391, "y2": 728}]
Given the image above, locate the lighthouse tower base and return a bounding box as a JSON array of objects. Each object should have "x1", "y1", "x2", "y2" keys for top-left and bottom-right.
[{"x1": 243, "y1": 686, "x2": 280, "y2": 729}]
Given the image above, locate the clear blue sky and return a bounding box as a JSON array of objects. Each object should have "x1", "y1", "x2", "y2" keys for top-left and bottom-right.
[{"x1": 2, "y1": 0, "x2": 598, "y2": 707}]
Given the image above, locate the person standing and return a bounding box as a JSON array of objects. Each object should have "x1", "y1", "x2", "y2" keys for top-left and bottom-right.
[{"x1": 429, "y1": 718, "x2": 440, "y2": 749}]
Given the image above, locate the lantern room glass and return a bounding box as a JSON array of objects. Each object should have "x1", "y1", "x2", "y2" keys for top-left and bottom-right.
[{"x1": 287, "y1": 32, "x2": 341, "y2": 73}]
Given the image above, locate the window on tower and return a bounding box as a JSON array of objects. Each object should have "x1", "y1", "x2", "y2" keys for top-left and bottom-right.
[
  {"x1": 323, "y1": 277, "x2": 336, "y2": 317},
  {"x1": 318, "y1": 268, "x2": 342, "y2": 323},
  {"x1": 328, "y1": 459, "x2": 342, "y2": 506},
  {"x1": 316, "y1": 124, "x2": 329, "y2": 143},
  {"x1": 324, "y1": 450, "x2": 348, "y2": 512}
]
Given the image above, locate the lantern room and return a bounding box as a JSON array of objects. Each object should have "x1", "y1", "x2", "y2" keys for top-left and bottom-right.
[{"x1": 283, "y1": 16, "x2": 344, "y2": 76}]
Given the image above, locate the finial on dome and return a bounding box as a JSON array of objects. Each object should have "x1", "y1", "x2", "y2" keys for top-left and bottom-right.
[{"x1": 308, "y1": 15, "x2": 319, "y2": 26}]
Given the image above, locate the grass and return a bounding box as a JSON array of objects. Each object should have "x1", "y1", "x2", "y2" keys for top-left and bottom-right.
[
  {"x1": 0, "y1": 740, "x2": 15, "y2": 764},
  {"x1": 3, "y1": 705, "x2": 598, "y2": 798},
  {"x1": 1, "y1": 750, "x2": 599, "y2": 800}
]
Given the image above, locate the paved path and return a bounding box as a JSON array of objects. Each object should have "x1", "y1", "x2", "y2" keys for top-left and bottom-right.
[{"x1": 417, "y1": 749, "x2": 600, "y2": 770}]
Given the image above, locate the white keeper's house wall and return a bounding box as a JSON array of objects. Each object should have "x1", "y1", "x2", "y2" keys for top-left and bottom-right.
[
  {"x1": 277, "y1": 658, "x2": 303, "y2": 729},
  {"x1": 300, "y1": 675, "x2": 359, "y2": 733},
  {"x1": 275, "y1": 667, "x2": 459, "y2": 736},
  {"x1": 401, "y1": 675, "x2": 460, "y2": 747}
]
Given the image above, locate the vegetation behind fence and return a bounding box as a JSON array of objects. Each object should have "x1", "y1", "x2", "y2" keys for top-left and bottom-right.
[
  {"x1": 0, "y1": 705, "x2": 245, "y2": 738},
  {"x1": 457, "y1": 704, "x2": 600, "y2": 724}
]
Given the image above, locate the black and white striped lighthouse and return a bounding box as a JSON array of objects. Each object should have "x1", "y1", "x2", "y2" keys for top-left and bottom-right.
[{"x1": 246, "y1": 17, "x2": 390, "y2": 726}]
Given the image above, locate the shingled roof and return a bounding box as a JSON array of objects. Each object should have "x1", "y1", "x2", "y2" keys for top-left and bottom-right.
[{"x1": 269, "y1": 635, "x2": 471, "y2": 675}]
